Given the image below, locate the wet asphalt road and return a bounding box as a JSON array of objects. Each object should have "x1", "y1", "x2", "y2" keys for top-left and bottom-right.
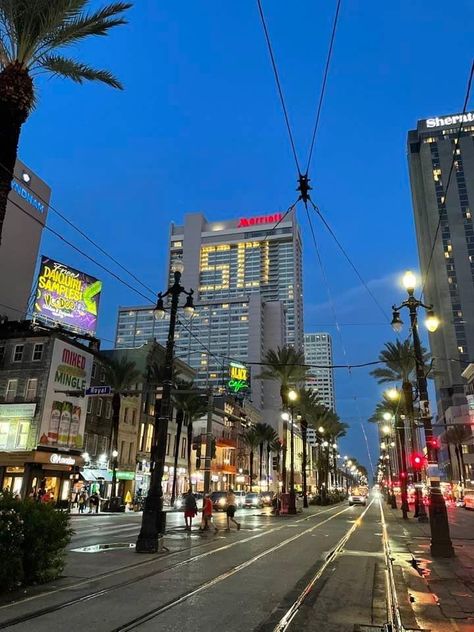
[{"x1": 0, "y1": 500, "x2": 398, "y2": 632}]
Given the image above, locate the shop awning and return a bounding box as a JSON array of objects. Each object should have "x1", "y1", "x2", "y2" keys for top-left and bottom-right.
[{"x1": 81, "y1": 469, "x2": 112, "y2": 482}]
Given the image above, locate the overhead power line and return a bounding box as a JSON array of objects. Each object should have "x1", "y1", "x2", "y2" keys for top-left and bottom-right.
[
  {"x1": 256, "y1": 0, "x2": 301, "y2": 174},
  {"x1": 305, "y1": 0, "x2": 342, "y2": 175},
  {"x1": 0, "y1": 160, "x2": 158, "y2": 299}
]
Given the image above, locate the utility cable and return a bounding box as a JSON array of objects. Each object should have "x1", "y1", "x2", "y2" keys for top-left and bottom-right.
[
  {"x1": 0, "y1": 160, "x2": 158, "y2": 298},
  {"x1": 256, "y1": 0, "x2": 301, "y2": 174},
  {"x1": 421, "y1": 60, "x2": 474, "y2": 298},
  {"x1": 6, "y1": 196, "x2": 156, "y2": 304},
  {"x1": 305, "y1": 0, "x2": 342, "y2": 175},
  {"x1": 309, "y1": 197, "x2": 390, "y2": 322}
]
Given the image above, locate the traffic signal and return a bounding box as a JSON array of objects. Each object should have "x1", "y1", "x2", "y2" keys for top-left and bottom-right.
[
  {"x1": 411, "y1": 453, "x2": 424, "y2": 470},
  {"x1": 427, "y1": 437, "x2": 439, "y2": 450}
]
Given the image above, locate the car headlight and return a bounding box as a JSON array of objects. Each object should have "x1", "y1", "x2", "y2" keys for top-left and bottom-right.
[{"x1": 348, "y1": 496, "x2": 353, "y2": 502}]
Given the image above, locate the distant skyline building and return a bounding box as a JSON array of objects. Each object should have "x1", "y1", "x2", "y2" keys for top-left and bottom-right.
[
  {"x1": 407, "y1": 110, "x2": 474, "y2": 412},
  {"x1": 304, "y1": 333, "x2": 335, "y2": 412},
  {"x1": 0, "y1": 160, "x2": 50, "y2": 321},
  {"x1": 115, "y1": 211, "x2": 303, "y2": 413}
]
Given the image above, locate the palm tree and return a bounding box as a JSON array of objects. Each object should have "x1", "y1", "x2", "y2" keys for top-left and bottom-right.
[
  {"x1": 253, "y1": 423, "x2": 278, "y2": 491},
  {"x1": 370, "y1": 340, "x2": 429, "y2": 385},
  {"x1": 442, "y1": 425, "x2": 472, "y2": 487},
  {"x1": 242, "y1": 428, "x2": 260, "y2": 492},
  {"x1": 298, "y1": 387, "x2": 323, "y2": 506},
  {"x1": 258, "y1": 345, "x2": 307, "y2": 492},
  {"x1": 258, "y1": 346, "x2": 307, "y2": 406},
  {"x1": 171, "y1": 386, "x2": 207, "y2": 498},
  {"x1": 104, "y1": 356, "x2": 140, "y2": 498},
  {"x1": 0, "y1": 1, "x2": 131, "y2": 245}
]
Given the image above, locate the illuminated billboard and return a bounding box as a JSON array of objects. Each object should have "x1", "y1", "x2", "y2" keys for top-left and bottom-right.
[
  {"x1": 227, "y1": 361, "x2": 249, "y2": 394},
  {"x1": 34, "y1": 257, "x2": 102, "y2": 335}
]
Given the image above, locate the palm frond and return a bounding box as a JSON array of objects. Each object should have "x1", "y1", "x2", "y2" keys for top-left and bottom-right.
[{"x1": 41, "y1": 54, "x2": 123, "y2": 87}]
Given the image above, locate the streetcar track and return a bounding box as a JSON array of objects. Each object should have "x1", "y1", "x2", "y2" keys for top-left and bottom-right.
[
  {"x1": 109, "y1": 506, "x2": 351, "y2": 632},
  {"x1": 270, "y1": 500, "x2": 375, "y2": 631},
  {"x1": 0, "y1": 504, "x2": 343, "y2": 629}
]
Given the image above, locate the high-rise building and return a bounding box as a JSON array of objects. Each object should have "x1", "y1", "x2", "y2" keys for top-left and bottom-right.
[
  {"x1": 0, "y1": 161, "x2": 50, "y2": 320},
  {"x1": 407, "y1": 111, "x2": 474, "y2": 413},
  {"x1": 115, "y1": 211, "x2": 303, "y2": 413},
  {"x1": 304, "y1": 333, "x2": 335, "y2": 411}
]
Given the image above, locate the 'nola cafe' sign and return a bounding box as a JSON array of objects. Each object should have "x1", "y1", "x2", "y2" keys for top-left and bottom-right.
[{"x1": 228, "y1": 362, "x2": 249, "y2": 394}]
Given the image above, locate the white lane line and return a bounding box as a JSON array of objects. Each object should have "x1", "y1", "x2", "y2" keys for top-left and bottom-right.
[{"x1": 113, "y1": 506, "x2": 351, "y2": 631}]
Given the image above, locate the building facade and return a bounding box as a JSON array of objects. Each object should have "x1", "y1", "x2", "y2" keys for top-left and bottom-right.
[
  {"x1": 304, "y1": 333, "x2": 335, "y2": 411},
  {"x1": 408, "y1": 111, "x2": 474, "y2": 413},
  {"x1": 115, "y1": 211, "x2": 302, "y2": 410},
  {"x1": 0, "y1": 161, "x2": 50, "y2": 320}
]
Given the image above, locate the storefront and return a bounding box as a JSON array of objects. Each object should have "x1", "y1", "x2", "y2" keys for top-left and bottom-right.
[{"x1": 0, "y1": 448, "x2": 84, "y2": 502}]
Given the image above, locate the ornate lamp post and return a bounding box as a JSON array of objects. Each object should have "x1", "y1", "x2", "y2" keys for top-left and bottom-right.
[
  {"x1": 136, "y1": 260, "x2": 194, "y2": 553},
  {"x1": 391, "y1": 271, "x2": 453, "y2": 557},
  {"x1": 287, "y1": 389, "x2": 298, "y2": 514}
]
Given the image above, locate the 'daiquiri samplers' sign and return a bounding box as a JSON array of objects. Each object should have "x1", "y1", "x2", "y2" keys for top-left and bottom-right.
[{"x1": 34, "y1": 256, "x2": 102, "y2": 335}]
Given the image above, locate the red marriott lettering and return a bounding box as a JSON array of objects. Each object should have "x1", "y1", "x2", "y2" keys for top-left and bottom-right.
[{"x1": 237, "y1": 213, "x2": 283, "y2": 228}]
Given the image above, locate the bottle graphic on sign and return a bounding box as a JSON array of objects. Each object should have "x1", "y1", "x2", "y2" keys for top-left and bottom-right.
[
  {"x1": 68, "y1": 406, "x2": 81, "y2": 448},
  {"x1": 48, "y1": 401, "x2": 62, "y2": 444},
  {"x1": 58, "y1": 401, "x2": 72, "y2": 446}
]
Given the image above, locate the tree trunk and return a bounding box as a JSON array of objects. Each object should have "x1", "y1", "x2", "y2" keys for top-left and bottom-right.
[
  {"x1": 259, "y1": 443, "x2": 264, "y2": 490},
  {"x1": 111, "y1": 392, "x2": 121, "y2": 498},
  {"x1": 249, "y1": 449, "x2": 254, "y2": 492},
  {"x1": 266, "y1": 444, "x2": 271, "y2": 491},
  {"x1": 301, "y1": 421, "x2": 308, "y2": 508},
  {"x1": 454, "y1": 445, "x2": 463, "y2": 485},
  {"x1": 459, "y1": 444, "x2": 466, "y2": 487},
  {"x1": 187, "y1": 414, "x2": 194, "y2": 490},
  {"x1": 0, "y1": 64, "x2": 34, "y2": 246},
  {"x1": 171, "y1": 409, "x2": 184, "y2": 505},
  {"x1": 282, "y1": 421, "x2": 287, "y2": 493}
]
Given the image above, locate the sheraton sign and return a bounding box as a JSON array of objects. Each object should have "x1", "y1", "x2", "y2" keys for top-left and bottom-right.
[{"x1": 237, "y1": 213, "x2": 283, "y2": 228}]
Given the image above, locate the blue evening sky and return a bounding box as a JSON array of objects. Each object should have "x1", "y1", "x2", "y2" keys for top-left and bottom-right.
[{"x1": 17, "y1": 1, "x2": 474, "y2": 474}]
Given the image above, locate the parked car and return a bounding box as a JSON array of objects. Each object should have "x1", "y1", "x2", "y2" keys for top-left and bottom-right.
[
  {"x1": 234, "y1": 491, "x2": 246, "y2": 507},
  {"x1": 210, "y1": 491, "x2": 228, "y2": 511},
  {"x1": 243, "y1": 493, "x2": 263, "y2": 509},
  {"x1": 174, "y1": 493, "x2": 203, "y2": 511},
  {"x1": 260, "y1": 491, "x2": 274, "y2": 506}
]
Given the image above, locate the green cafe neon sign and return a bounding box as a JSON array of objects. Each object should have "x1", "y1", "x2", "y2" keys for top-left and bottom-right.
[{"x1": 228, "y1": 362, "x2": 249, "y2": 393}]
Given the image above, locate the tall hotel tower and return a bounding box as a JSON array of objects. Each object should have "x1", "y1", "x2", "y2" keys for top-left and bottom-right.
[
  {"x1": 408, "y1": 111, "x2": 474, "y2": 413},
  {"x1": 115, "y1": 211, "x2": 304, "y2": 412}
]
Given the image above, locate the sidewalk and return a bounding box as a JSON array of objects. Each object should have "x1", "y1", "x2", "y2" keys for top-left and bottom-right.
[{"x1": 384, "y1": 502, "x2": 474, "y2": 631}]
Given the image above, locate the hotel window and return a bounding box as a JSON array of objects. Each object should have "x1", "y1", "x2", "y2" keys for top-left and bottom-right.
[
  {"x1": 181, "y1": 437, "x2": 187, "y2": 459},
  {"x1": 25, "y1": 378, "x2": 38, "y2": 400},
  {"x1": 87, "y1": 397, "x2": 93, "y2": 414},
  {"x1": 5, "y1": 379, "x2": 18, "y2": 401},
  {"x1": 166, "y1": 433, "x2": 171, "y2": 455},
  {"x1": 145, "y1": 424, "x2": 154, "y2": 452},
  {"x1": 123, "y1": 407, "x2": 129, "y2": 423},
  {"x1": 98, "y1": 435, "x2": 109, "y2": 455},
  {"x1": 131, "y1": 409, "x2": 137, "y2": 426},
  {"x1": 32, "y1": 343, "x2": 43, "y2": 361},
  {"x1": 97, "y1": 398, "x2": 103, "y2": 416},
  {"x1": 105, "y1": 400, "x2": 112, "y2": 419},
  {"x1": 92, "y1": 363, "x2": 97, "y2": 378},
  {"x1": 13, "y1": 345, "x2": 24, "y2": 362}
]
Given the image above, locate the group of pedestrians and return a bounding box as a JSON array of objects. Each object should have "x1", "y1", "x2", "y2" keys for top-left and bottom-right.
[
  {"x1": 71, "y1": 489, "x2": 101, "y2": 513},
  {"x1": 182, "y1": 488, "x2": 241, "y2": 533}
]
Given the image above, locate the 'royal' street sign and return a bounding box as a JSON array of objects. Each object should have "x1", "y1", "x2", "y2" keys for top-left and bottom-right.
[{"x1": 85, "y1": 386, "x2": 112, "y2": 396}]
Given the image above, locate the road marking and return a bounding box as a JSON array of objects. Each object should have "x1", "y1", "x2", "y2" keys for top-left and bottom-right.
[
  {"x1": 111, "y1": 506, "x2": 351, "y2": 632},
  {"x1": 0, "y1": 504, "x2": 343, "y2": 616}
]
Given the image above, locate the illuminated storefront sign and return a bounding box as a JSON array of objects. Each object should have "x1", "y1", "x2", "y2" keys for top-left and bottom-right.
[
  {"x1": 228, "y1": 362, "x2": 249, "y2": 393},
  {"x1": 50, "y1": 453, "x2": 76, "y2": 466},
  {"x1": 237, "y1": 213, "x2": 283, "y2": 228},
  {"x1": 11, "y1": 181, "x2": 45, "y2": 213},
  {"x1": 34, "y1": 256, "x2": 102, "y2": 335},
  {"x1": 425, "y1": 112, "x2": 474, "y2": 128}
]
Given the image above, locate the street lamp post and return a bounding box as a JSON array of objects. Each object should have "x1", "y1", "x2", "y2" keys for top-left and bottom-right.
[
  {"x1": 381, "y1": 422, "x2": 397, "y2": 509},
  {"x1": 391, "y1": 271, "x2": 454, "y2": 557},
  {"x1": 136, "y1": 260, "x2": 194, "y2": 553},
  {"x1": 300, "y1": 416, "x2": 308, "y2": 508},
  {"x1": 111, "y1": 449, "x2": 119, "y2": 498},
  {"x1": 287, "y1": 389, "x2": 298, "y2": 514},
  {"x1": 386, "y1": 390, "x2": 409, "y2": 519}
]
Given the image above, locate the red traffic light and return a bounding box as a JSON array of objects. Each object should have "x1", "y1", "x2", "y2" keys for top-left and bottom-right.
[{"x1": 410, "y1": 453, "x2": 424, "y2": 469}]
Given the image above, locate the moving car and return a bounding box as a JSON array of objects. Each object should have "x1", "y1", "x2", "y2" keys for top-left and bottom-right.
[
  {"x1": 243, "y1": 493, "x2": 263, "y2": 509},
  {"x1": 234, "y1": 491, "x2": 246, "y2": 507},
  {"x1": 348, "y1": 487, "x2": 368, "y2": 506},
  {"x1": 174, "y1": 493, "x2": 203, "y2": 511},
  {"x1": 260, "y1": 491, "x2": 274, "y2": 506},
  {"x1": 210, "y1": 491, "x2": 228, "y2": 511}
]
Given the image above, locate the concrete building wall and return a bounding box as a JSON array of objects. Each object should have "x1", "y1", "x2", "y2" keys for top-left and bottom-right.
[{"x1": 0, "y1": 161, "x2": 50, "y2": 320}]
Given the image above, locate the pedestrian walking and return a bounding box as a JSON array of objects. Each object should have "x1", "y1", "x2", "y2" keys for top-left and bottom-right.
[
  {"x1": 225, "y1": 489, "x2": 241, "y2": 531},
  {"x1": 89, "y1": 491, "x2": 100, "y2": 514},
  {"x1": 200, "y1": 493, "x2": 218, "y2": 533},
  {"x1": 78, "y1": 490, "x2": 88, "y2": 514},
  {"x1": 183, "y1": 489, "x2": 198, "y2": 531}
]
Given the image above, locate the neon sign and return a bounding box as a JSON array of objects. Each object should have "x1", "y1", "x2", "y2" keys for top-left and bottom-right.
[
  {"x1": 11, "y1": 180, "x2": 45, "y2": 213},
  {"x1": 228, "y1": 362, "x2": 249, "y2": 394},
  {"x1": 238, "y1": 213, "x2": 283, "y2": 228}
]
